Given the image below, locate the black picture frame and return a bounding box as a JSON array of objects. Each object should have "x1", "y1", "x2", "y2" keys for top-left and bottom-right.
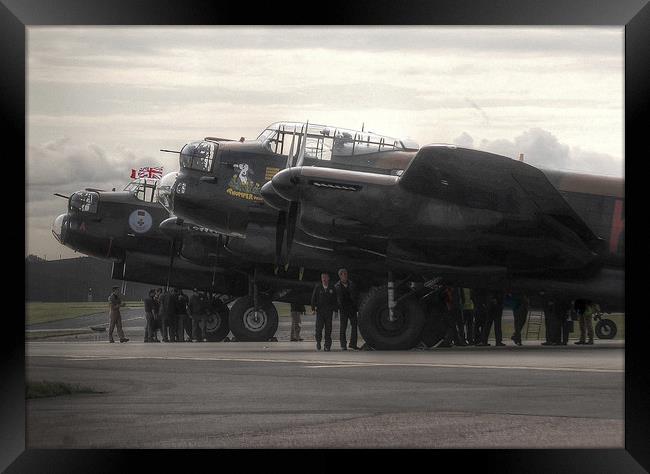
[{"x1": 8, "y1": 0, "x2": 649, "y2": 471}]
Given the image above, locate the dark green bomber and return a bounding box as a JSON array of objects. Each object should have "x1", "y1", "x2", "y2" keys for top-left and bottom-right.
[{"x1": 164, "y1": 121, "x2": 624, "y2": 350}]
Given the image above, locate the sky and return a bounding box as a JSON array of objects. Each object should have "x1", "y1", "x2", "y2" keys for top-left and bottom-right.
[{"x1": 26, "y1": 26, "x2": 624, "y2": 260}]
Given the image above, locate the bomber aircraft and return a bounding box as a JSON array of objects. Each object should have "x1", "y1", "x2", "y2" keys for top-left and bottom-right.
[
  {"x1": 52, "y1": 176, "x2": 394, "y2": 341},
  {"x1": 162, "y1": 121, "x2": 624, "y2": 350}
]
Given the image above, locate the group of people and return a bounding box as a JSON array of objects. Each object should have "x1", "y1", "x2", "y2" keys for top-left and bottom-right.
[
  {"x1": 436, "y1": 287, "x2": 600, "y2": 348},
  {"x1": 541, "y1": 297, "x2": 600, "y2": 346},
  {"x1": 143, "y1": 287, "x2": 214, "y2": 343},
  {"x1": 437, "y1": 287, "x2": 509, "y2": 347},
  {"x1": 107, "y1": 278, "x2": 601, "y2": 348},
  {"x1": 309, "y1": 268, "x2": 360, "y2": 352},
  {"x1": 107, "y1": 286, "x2": 214, "y2": 344}
]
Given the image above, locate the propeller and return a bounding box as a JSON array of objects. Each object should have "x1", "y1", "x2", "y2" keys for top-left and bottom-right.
[
  {"x1": 285, "y1": 201, "x2": 300, "y2": 260},
  {"x1": 269, "y1": 121, "x2": 308, "y2": 268}
]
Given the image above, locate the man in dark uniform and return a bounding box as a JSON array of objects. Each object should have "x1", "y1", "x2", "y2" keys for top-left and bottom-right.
[
  {"x1": 175, "y1": 289, "x2": 190, "y2": 342},
  {"x1": 311, "y1": 272, "x2": 338, "y2": 351},
  {"x1": 510, "y1": 292, "x2": 529, "y2": 346},
  {"x1": 541, "y1": 297, "x2": 559, "y2": 345},
  {"x1": 188, "y1": 288, "x2": 208, "y2": 342},
  {"x1": 151, "y1": 288, "x2": 162, "y2": 342},
  {"x1": 160, "y1": 288, "x2": 176, "y2": 342},
  {"x1": 557, "y1": 298, "x2": 572, "y2": 346},
  {"x1": 107, "y1": 286, "x2": 128, "y2": 343},
  {"x1": 438, "y1": 286, "x2": 466, "y2": 347},
  {"x1": 335, "y1": 268, "x2": 360, "y2": 350},
  {"x1": 482, "y1": 290, "x2": 505, "y2": 346},
  {"x1": 143, "y1": 289, "x2": 156, "y2": 342},
  {"x1": 473, "y1": 288, "x2": 489, "y2": 346}
]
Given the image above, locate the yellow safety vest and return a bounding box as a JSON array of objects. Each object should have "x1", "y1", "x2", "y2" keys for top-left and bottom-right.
[{"x1": 462, "y1": 288, "x2": 474, "y2": 310}]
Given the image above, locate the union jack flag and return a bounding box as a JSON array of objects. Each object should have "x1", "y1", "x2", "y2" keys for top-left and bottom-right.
[{"x1": 131, "y1": 166, "x2": 163, "y2": 180}]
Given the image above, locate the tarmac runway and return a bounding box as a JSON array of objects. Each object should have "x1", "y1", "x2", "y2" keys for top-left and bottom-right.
[{"x1": 26, "y1": 335, "x2": 624, "y2": 448}]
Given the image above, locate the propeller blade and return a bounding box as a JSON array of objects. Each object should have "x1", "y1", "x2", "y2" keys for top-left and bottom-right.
[
  {"x1": 53, "y1": 193, "x2": 70, "y2": 199},
  {"x1": 295, "y1": 120, "x2": 309, "y2": 168},
  {"x1": 275, "y1": 210, "x2": 287, "y2": 267},
  {"x1": 285, "y1": 125, "x2": 297, "y2": 169},
  {"x1": 285, "y1": 201, "x2": 299, "y2": 258}
]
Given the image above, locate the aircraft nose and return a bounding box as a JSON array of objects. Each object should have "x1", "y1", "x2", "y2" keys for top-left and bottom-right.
[
  {"x1": 52, "y1": 213, "x2": 67, "y2": 244},
  {"x1": 271, "y1": 168, "x2": 301, "y2": 201},
  {"x1": 157, "y1": 172, "x2": 179, "y2": 214}
]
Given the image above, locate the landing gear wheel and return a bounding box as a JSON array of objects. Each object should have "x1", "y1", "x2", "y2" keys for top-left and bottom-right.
[
  {"x1": 228, "y1": 296, "x2": 278, "y2": 342},
  {"x1": 205, "y1": 301, "x2": 230, "y2": 342},
  {"x1": 358, "y1": 285, "x2": 426, "y2": 350},
  {"x1": 595, "y1": 319, "x2": 617, "y2": 339}
]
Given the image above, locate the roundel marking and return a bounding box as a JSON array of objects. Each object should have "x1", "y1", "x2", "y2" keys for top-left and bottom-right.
[{"x1": 128, "y1": 209, "x2": 153, "y2": 233}]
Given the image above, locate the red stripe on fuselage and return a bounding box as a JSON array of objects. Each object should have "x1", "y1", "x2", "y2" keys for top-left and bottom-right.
[{"x1": 609, "y1": 199, "x2": 624, "y2": 254}]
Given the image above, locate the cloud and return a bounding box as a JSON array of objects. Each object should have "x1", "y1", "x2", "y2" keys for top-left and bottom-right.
[
  {"x1": 28, "y1": 137, "x2": 166, "y2": 190},
  {"x1": 453, "y1": 132, "x2": 474, "y2": 148},
  {"x1": 456, "y1": 128, "x2": 622, "y2": 176}
]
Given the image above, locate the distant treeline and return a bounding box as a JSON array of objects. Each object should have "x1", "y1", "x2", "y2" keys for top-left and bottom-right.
[{"x1": 26, "y1": 256, "x2": 151, "y2": 302}]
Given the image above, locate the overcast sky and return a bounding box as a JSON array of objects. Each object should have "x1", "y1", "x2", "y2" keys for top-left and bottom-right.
[{"x1": 26, "y1": 26, "x2": 624, "y2": 259}]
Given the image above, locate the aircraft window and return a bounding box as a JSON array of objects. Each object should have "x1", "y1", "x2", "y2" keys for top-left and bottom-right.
[
  {"x1": 69, "y1": 191, "x2": 98, "y2": 213},
  {"x1": 257, "y1": 122, "x2": 419, "y2": 163},
  {"x1": 180, "y1": 141, "x2": 216, "y2": 172},
  {"x1": 123, "y1": 179, "x2": 159, "y2": 203}
]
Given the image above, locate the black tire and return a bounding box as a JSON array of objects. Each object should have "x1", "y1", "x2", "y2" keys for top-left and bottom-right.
[
  {"x1": 595, "y1": 319, "x2": 617, "y2": 339},
  {"x1": 228, "y1": 296, "x2": 279, "y2": 342},
  {"x1": 358, "y1": 285, "x2": 426, "y2": 350},
  {"x1": 205, "y1": 301, "x2": 230, "y2": 342}
]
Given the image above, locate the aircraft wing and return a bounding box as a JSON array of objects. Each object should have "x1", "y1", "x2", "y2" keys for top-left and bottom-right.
[{"x1": 261, "y1": 144, "x2": 605, "y2": 278}]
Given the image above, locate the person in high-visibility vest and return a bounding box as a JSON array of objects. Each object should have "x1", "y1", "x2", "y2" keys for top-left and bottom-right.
[
  {"x1": 460, "y1": 288, "x2": 475, "y2": 344},
  {"x1": 575, "y1": 299, "x2": 597, "y2": 345}
]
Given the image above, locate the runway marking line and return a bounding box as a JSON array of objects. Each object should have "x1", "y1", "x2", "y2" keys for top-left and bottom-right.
[{"x1": 31, "y1": 354, "x2": 623, "y2": 373}]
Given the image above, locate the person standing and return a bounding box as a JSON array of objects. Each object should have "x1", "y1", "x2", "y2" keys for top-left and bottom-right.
[
  {"x1": 576, "y1": 300, "x2": 598, "y2": 345},
  {"x1": 160, "y1": 288, "x2": 175, "y2": 342},
  {"x1": 151, "y1": 288, "x2": 162, "y2": 342},
  {"x1": 335, "y1": 268, "x2": 360, "y2": 350},
  {"x1": 188, "y1": 288, "x2": 208, "y2": 342},
  {"x1": 460, "y1": 288, "x2": 476, "y2": 344},
  {"x1": 510, "y1": 292, "x2": 529, "y2": 346},
  {"x1": 482, "y1": 290, "x2": 505, "y2": 346},
  {"x1": 143, "y1": 289, "x2": 156, "y2": 342},
  {"x1": 175, "y1": 289, "x2": 190, "y2": 342},
  {"x1": 289, "y1": 302, "x2": 305, "y2": 342},
  {"x1": 107, "y1": 286, "x2": 129, "y2": 343},
  {"x1": 473, "y1": 288, "x2": 489, "y2": 346},
  {"x1": 541, "y1": 297, "x2": 560, "y2": 345},
  {"x1": 311, "y1": 272, "x2": 338, "y2": 351},
  {"x1": 557, "y1": 299, "x2": 572, "y2": 346}
]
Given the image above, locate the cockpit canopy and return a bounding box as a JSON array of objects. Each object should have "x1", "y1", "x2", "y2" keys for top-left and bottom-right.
[
  {"x1": 179, "y1": 141, "x2": 216, "y2": 172},
  {"x1": 123, "y1": 178, "x2": 159, "y2": 203},
  {"x1": 69, "y1": 191, "x2": 99, "y2": 213},
  {"x1": 257, "y1": 121, "x2": 420, "y2": 160}
]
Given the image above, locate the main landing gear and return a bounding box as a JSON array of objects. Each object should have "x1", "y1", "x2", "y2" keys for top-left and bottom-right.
[
  {"x1": 228, "y1": 270, "x2": 279, "y2": 342},
  {"x1": 358, "y1": 274, "x2": 430, "y2": 350},
  {"x1": 205, "y1": 299, "x2": 231, "y2": 342}
]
